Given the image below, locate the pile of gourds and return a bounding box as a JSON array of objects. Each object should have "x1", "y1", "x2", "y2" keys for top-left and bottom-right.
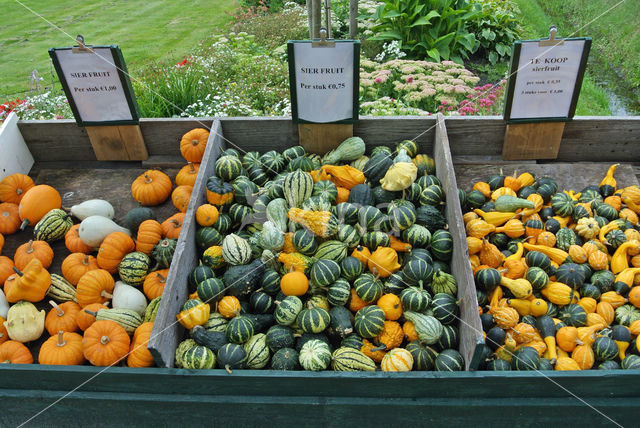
[
  {"x1": 464, "y1": 164, "x2": 640, "y2": 370},
  {"x1": 176, "y1": 136, "x2": 464, "y2": 372},
  {"x1": 0, "y1": 128, "x2": 211, "y2": 367}
]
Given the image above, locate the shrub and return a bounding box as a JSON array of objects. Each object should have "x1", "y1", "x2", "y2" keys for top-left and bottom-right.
[
  {"x1": 467, "y1": 0, "x2": 522, "y2": 64},
  {"x1": 232, "y1": 2, "x2": 308, "y2": 49}
]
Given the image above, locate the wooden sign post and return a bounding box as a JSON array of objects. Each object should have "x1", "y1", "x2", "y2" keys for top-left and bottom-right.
[
  {"x1": 288, "y1": 30, "x2": 359, "y2": 154},
  {"x1": 502, "y1": 27, "x2": 591, "y2": 160},
  {"x1": 49, "y1": 36, "x2": 148, "y2": 161}
]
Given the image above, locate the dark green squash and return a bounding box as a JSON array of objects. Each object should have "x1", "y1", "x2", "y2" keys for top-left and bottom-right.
[
  {"x1": 434, "y1": 349, "x2": 464, "y2": 371},
  {"x1": 363, "y1": 152, "x2": 393, "y2": 185},
  {"x1": 191, "y1": 325, "x2": 228, "y2": 352},
  {"x1": 122, "y1": 207, "x2": 156, "y2": 235},
  {"x1": 328, "y1": 306, "x2": 354, "y2": 338},
  {"x1": 353, "y1": 305, "x2": 386, "y2": 338},
  {"x1": 222, "y1": 259, "x2": 265, "y2": 297},
  {"x1": 216, "y1": 343, "x2": 247, "y2": 371},
  {"x1": 197, "y1": 277, "x2": 225, "y2": 303},
  {"x1": 406, "y1": 341, "x2": 437, "y2": 370}
]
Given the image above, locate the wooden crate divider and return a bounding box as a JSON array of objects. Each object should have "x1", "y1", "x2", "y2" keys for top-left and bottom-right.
[{"x1": 148, "y1": 120, "x2": 223, "y2": 368}]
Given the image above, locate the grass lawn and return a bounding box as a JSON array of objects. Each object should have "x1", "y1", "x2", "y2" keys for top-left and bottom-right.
[{"x1": 0, "y1": 0, "x2": 236, "y2": 99}]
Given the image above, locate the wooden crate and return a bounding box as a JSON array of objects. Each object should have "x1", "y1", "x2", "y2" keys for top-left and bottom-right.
[{"x1": 1, "y1": 115, "x2": 639, "y2": 426}]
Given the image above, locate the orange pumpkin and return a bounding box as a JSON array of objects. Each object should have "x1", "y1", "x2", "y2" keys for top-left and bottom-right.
[
  {"x1": 0, "y1": 233, "x2": 3, "y2": 256},
  {"x1": 127, "y1": 322, "x2": 155, "y2": 368},
  {"x1": 571, "y1": 344, "x2": 595, "y2": 370},
  {"x1": 403, "y1": 321, "x2": 419, "y2": 342},
  {"x1": 38, "y1": 331, "x2": 85, "y2": 366},
  {"x1": 280, "y1": 271, "x2": 309, "y2": 296},
  {"x1": 45, "y1": 301, "x2": 81, "y2": 335},
  {"x1": 195, "y1": 204, "x2": 219, "y2": 227},
  {"x1": 0, "y1": 203, "x2": 20, "y2": 235},
  {"x1": 171, "y1": 185, "x2": 193, "y2": 213},
  {"x1": 76, "y1": 302, "x2": 109, "y2": 331},
  {"x1": 136, "y1": 219, "x2": 163, "y2": 255},
  {"x1": 18, "y1": 184, "x2": 62, "y2": 228},
  {"x1": 14, "y1": 240, "x2": 54, "y2": 270},
  {"x1": 0, "y1": 340, "x2": 33, "y2": 364},
  {"x1": 82, "y1": 320, "x2": 130, "y2": 366},
  {"x1": 335, "y1": 186, "x2": 350, "y2": 203},
  {"x1": 131, "y1": 170, "x2": 172, "y2": 206},
  {"x1": 0, "y1": 173, "x2": 34, "y2": 204},
  {"x1": 65, "y1": 224, "x2": 93, "y2": 254},
  {"x1": 96, "y1": 232, "x2": 135, "y2": 274},
  {"x1": 0, "y1": 256, "x2": 14, "y2": 285},
  {"x1": 161, "y1": 213, "x2": 185, "y2": 239},
  {"x1": 377, "y1": 293, "x2": 402, "y2": 320},
  {"x1": 351, "y1": 246, "x2": 371, "y2": 265},
  {"x1": 175, "y1": 162, "x2": 200, "y2": 187},
  {"x1": 218, "y1": 296, "x2": 241, "y2": 318},
  {"x1": 0, "y1": 317, "x2": 8, "y2": 345},
  {"x1": 180, "y1": 128, "x2": 209, "y2": 163},
  {"x1": 61, "y1": 253, "x2": 99, "y2": 285},
  {"x1": 367, "y1": 247, "x2": 401, "y2": 278},
  {"x1": 76, "y1": 269, "x2": 115, "y2": 307},
  {"x1": 348, "y1": 287, "x2": 368, "y2": 312},
  {"x1": 143, "y1": 269, "x2": 169, "y2": 300}
]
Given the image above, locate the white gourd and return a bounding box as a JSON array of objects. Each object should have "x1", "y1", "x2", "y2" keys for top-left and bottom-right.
[
  {"x1": 112, "y1": 281, "x2": 148, "y2": 315},
  {"x1": 70, "y1": 199, "x2": 115, "y2": 220},
  {"x1": 0, "y1": 288, "x2": 9, "y2": 319},
  {"x1": 78, "y1": 215, "x2": 131, "y2": 247}
]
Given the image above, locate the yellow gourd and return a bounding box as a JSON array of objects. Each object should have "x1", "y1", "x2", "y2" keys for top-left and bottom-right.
[
  {"x1": 465, "y1": 218, "x2": 496, "y2": 239},
  {"x1": 473, "y1": 209, "x2": 519, "y2": 227},
  {"x1": 287, "y1": 208, "x2": 337, "y2": 238},
  {"x1": 379, "y1": 162, "x2": 417, "y2": 191},
  {"x1": 540, "y1": 282, "x2": 575, "y2": 306},
  {"x1": 499, "y1": 276, "x2": 532, "y2": 299},
  {"x1": 495, "y1": 219, "x2": 525, "y2": 238},
  {"x1": 611, "y1": 242, "x2": 640, "y2": 274},
  {"x1": 367, "y1": 247, "x2": 401, "y2": 278}
]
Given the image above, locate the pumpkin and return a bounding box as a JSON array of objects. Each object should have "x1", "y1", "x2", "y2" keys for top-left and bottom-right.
[
  {"x1": 335, "y1": 186, "x2": 350, "y2": 204},
  {"x1": 367, "y1": 247, "x2": 401, "y2": 278},
  {"x1": 352, "y1": 246, "x2": 371, "y2": 265},
  {"x1": 38, "y1": 331, "x2": 85, "y2": 365},
  {"x1": 0, "y1": 173, "x2": 34, "y2": 205},
  {"x1": 135, "y1": 219, "x2": 163, "y2": 255},
  {"x1": 131, "y1": 170, "x2": 173, "y2": 206},
  {"x1": 0, "y1": 203, "x2": 20, "y2": 235},
  {"x1": 381, "y1": 347, "x2": 414, "y2": 371},
  {"x1": 588, "y1": 250, "x2": 609, "y2": 271},
  {"x1": 0, "y1": 340, "x2": 33, "y2": 364},
  {"x1": 501, "y1": 259, "x2": 527, "y2": 280},
  {"x1": 65, "y1": 224, "x2": 93, "y2": 254},
  {"x1": 536, "y1": 231, "x2": 556, "y2": 247},
  {"x1": 76, "y1": 302, "x2": 108, "y2": 331},
  {"x1": 556, "y1": 326, "x2": 580, "y2": 352},
  {"x1": 18, "y1": 185, "x2": 62, "y2": 229},
  {"x1": 127, "y1": 322, "x2": 155, "y2": 368},
  {"x1": 45, "y1": 301, "x2": 81, "y2": 335},
  {"x1": 596, "y1": 301, "x2": 615, "y2": 326},
  {"x1": 4, "y1": 258, "x2": 51, "y2": 303},
  {"x1": 96, "y1": 232, "x2": 135, "y2": 274},
  {"x1": 196, "y1": 204, "x2": 219, "y2": 227},
  {"x1": 171, "y1": 185, "x2": 193, "y2": 213},
  {"x1": 143, "y1": 268, "x2": 169, "y2": 300},
  {"x1": 0, "y1": 233, "x2": 3, "y2": 256},
  {"x1": 320, "y1": 164, "x2": 366, "y2": 190},
  {"x1": 479, "y1": 239, "x2": 503, "y2": 268},
  {"x1": 280, "y1": 271, "x2": 309, "y2": 296},
  {"x1": 0, "y1": 317, "x2": 7, "y2": 345},
  {"x1": 14, "y1": 240, "x2": 53, "y2": 270},
  {"x1": 361, "y1": 338, "x2": 386, "y2": 362},
  {"x1": 571, "y1": 344, "x2": 595, "y2": 370},
  {"x1": 348, "y1": 287, "x2": 368, "y2": 313},
  {"x1": 61, "y1": 253, "x2": 99, "y2": 285},
  {"x1": 218, "y1": 296, "x2": 241, "y2": 318},
  {"x1": 373, "y1": 320, "x2": 404, "y2": 351},
  {"x1": 82, "y1": 320, "x2": 131, "y2": 366},
  {"x1": 377, "y1": 293, "x2": 403, "y2": 321},
  {"x1": 403, "y1": 321, "x2": 418, "y2": 342},
  {"x1": 0, "y1": 256, "x2": 14, "y2": 285},
  {"x1": 176, "y1": 162, "x2": 200, "y2": 187},
  {"x1": 180, "y1": 128, "x2": 209, "y2": 163},
  {"x1": 76, "y1": 269, "x2": 115, "y2": 307},
  {"x1": 161, "y1": 213, "x2": 185, "y2": 239}
]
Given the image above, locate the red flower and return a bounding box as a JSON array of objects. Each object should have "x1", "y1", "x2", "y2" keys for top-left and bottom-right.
[{"x1": 176, "y1": 59, "x2": 189, "y2": 67}]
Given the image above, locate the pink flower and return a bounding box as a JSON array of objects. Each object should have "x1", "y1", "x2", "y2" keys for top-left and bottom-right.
[
  {"x1": 375, "y1": 76, "x2": 383, "y2": 83},
  {"x1": 406, "y1": 76, "x2": 414, "y2": 83}
]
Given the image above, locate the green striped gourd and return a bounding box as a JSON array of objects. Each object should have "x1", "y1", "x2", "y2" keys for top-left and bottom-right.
[
  {"x1": 197, "y1": 278, "x2": 225, "y2": 304},
  {"x1": 275, "y1": 296, "x2": 303, "y2": 326},
  {"x1": 259, "y1": 221, "x2": 284, "y2": 252},
  {"x1": 266, "y1": 325, "x2": 295, "y2": 351},
  {"x1": 117, "y1": 252, "x2": 151, "y2": 287},
  {"x1": 297, "y1": 306, "x2": 330, "y2": 334},
  {"x1": 388, "y1": 202, "x2": 416, "y2": 231},
  {"x1": 360, "y1": 231, "x2": 391, "y2": 250},
  {"x1": 215, "y1": 155, "x2": 243, "y2": 181},
  {"x1": 250, "y1": 291, "x2": 275, "y2": 314},
  {"x1": 400, "y1": 286, "x2": 431, "y2": 312},
  {"x1": 144, "y1": 297, "x2": 161, "y2": 322},
  {"x1": 182, "y1": 345, "x2": 216, "y2": 369},
  {"x1": 202, "y1": 246, "x2": 225, "y2": 270},
  {"x1": 299, "y1": 339, "x2": 332, "y2": 371},
  {"x1": 419, "y1": 185, "x2": 445, "y2": 206},
  {"x1": 261, "y1": 150, "x2": 286, "y2": 176},
  {"x1": 92, "y1": 308, "x2": 143, "y2": 334},
  {"x1": 292, "y1": 229, "x2": 318, "y2": 255},
  {"x1": 333, "y1": 202, "x2": 359, "y2": 225},
  {"x1": 225, "y1": 315, "x2": 255, "y2": 344},
  {"x1": 353, "y1": 305, "x2": 386, "y2": 338},
  {"x1": 430, "y1": 229, "x2": 453, "y2": 261},
  {"x1": 331, "y1": 347, "x2": 376, "y2": 371},
  {"x1": 248, "y1": 166, "x2": 269, "y2": 186},
  {"x1": 431, "y1": 271, "x2": 457, "y2": 296},
  {"x1": 402, "y1": 224, "x2": 431, "y2": 247},
  {"x1": 244, "y1": 333, "x2": 271, "y2": 369},
  {"x1": 196, "y1": 227, "x2": 223, "y2": 250},
  {"x1": 221, "y1": 234, "x2": 252, "y2": 266},
  {"x1": 406, "y1": 341, "x2": 437, "y2": 370},
  {"x1": 321, "y1": 136, "x2": 365, "y2": 165},
  {"x1": 327, "y1": 279, "x2": 352, "y2": 306},
  {"x1": 337, "y1": 224, "x2": 361, "y2": 248},
  {"x1": 310, "y1": 259, "x2": 341, "y2": 287},
  {"x1": 341, "y1": 333, "x2": 364, "y2": 350},
  {"x1": 266, "y1": 198, "x2": 289, "y2": 232},
  {"x1": 329, "y1": 305, "x2": 353, "y2": 338},
  {"x1": 282, "y1": 145, "x2": 306, "y2": 162},
  {"x1": 340, "y1": 256, "x2": 364, "y2": 281},
  {"x1": 314, "y1": 240, "x2": 348, "y2": 262},
  {"x1": 152, "y1": 238, "x2": 177, "y2": 269},
  {"x1": 217, "y1": 343, "x2": 247, "y2": 371},
  {"x1": 437, "y1": 324, "x2": 459, "y2": 350},
  {"x1": 175, "y1": 339, "x2": 197, "y2": 368},
  {"x1": 593, "y1": 336, "x2": 618, "y2": 361},
  {"x1": 403, "y1": 311, "x2": 443, "y2": 345},
  {"x1": 34, "y1": 208, "x2": 73, "y2": 242},
  {"x1": 232, "y1": 176, "x2": 259, "y2": 205},
  {"x1": 283, "y1": 170, "x2": 313, "y2": 209},
  {"x1": 434, "y1": 349, "x2": 464, "y2": 371},
  {"x1": 312, "y1": 180, "x2": 338, "y2": 204},
  {"x1": 353, "y1": 273, "x2": 383, "y2": 303},
  {"x1": 203, "y1": 312, "x2": 229, "y2": 332},
  {"x1": 431, "y1": 293, "x2": 459, "y2": 325},
  {"x1": 47, "y1": 274, "x2": 77, "y2": 302},
  {"x1": 242, "y1": 151, "x2": 262, "y2": 169}
]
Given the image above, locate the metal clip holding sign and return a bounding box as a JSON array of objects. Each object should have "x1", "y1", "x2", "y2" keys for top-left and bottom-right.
[
  {"x1": 71, "y1": 34, "x2": 93, "y2": 53},
  {"x1": 538, "y1": 26, "x2": 564, "y2": 47},
  {"x1": 312, "y1": 28, "x2": 336, "y2": 48}
]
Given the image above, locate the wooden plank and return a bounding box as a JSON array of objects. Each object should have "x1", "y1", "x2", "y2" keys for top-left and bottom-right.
[
  {"x1": 297, "y1": 123, "x2": 353, "y2": 154},
  {"x1": 502, "y1": 122, "x2": 565, "y2": 160},
  {"x1": 0, "y1": 111, "x2": 34, "y2": 178},
  {"x1": 119, "y1": 125, "x2": 149, "y2": 160},
  {"x1": 455, "y1": 162, "x2": 640, "y2": 193},
  {"x1": 86, "y1": 126, "x2": 131, "y2": 160},
  {"x1": 434, "y1": 114, "x2": 482, "y2": 369},
  {"x1": 148, "y1": 120, "x2": 223, "y2": 368}
]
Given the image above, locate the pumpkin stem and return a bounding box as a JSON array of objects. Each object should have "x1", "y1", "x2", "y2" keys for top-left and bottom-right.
[
  {"x1": 82, "y1": 254, "x2": 90, "y2": 266},
  {"x1": 56, "y1": 331, "x2": 67, "y2": 347},
  {"x1": 49, "y1": 300, "x2": 65, "y2": 317},
  {"x1": 100, "y1": 335, "x2": 111, "y2": 345},
  {"x1": 101, "y1": 290, "x2": 113, "y2": 299},
  {"x1": 191, "y1": 139, "x2": 199, "y2": 146},
  {"x1": 144, "y1": 173, "x2": 152, "y2": 184},
  {"x1": 84, "y1": 309, "x2": 98, "y2": 317},
  {"x1": 12, "y1": 267, "x2": 24, "y2": 277},
  {"x1": 26, "y1": 240, "x2": 34, "y2": 254},
  {"x1": 224, "y1": 364, "x2": 232, "y2": 374},
  {"x1": 156, "y1": 273, "x2": 167, "y2": 283},
  {"x1": 170, "y1": 219, "x2": 181, "y2": 228},
  {"x1": 19, "y1": 219, "x2": 30, "y2": 230},
  {"x1": 188, "y1": 162, "x2": 196, "y2": 173}
]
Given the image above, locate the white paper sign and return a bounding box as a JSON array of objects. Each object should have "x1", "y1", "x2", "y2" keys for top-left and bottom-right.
[
  {"x1": 53, "y1": 48, "x2": 133, "y2": 123},
  {"x1": 292, "y1": 42, "x2": 355, "y2": 123},
  {"x1": 509, "y1": 40, "x2": 586, "y2": 120}
]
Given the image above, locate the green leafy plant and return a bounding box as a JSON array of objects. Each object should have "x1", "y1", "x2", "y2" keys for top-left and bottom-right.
[
  {"x1": 467, "y1": 0, "x2": 522, "y2": 64},
  {"x1": 369, "y1": 0, "x2": 480, "y2": 63}
]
